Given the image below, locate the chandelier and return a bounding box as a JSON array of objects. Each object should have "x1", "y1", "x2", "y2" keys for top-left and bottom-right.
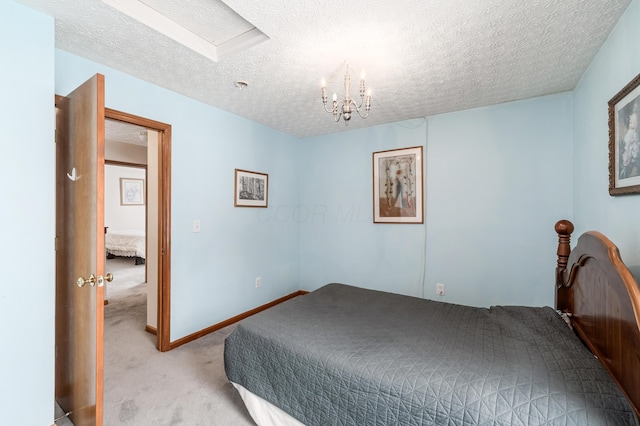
[{"x1": 321, "y1": 62, "x2": 371, "y2": 123}]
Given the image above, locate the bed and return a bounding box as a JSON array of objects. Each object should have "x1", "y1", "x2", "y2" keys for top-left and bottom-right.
[
  {"x1": 105, "y1": 228, "x2": 146, "y2": 265},
  {"x1": 224, "y1": 220, "x2": 640, "y2": 425}
]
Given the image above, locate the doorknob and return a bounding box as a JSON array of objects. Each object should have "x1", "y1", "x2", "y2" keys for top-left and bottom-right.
[
  {"x1": 97, "y1": 273, "x2": 114, "y2": 287},
  {"x1": 77, "y1": 274, "x2": 96, "y2": 288},
  {"x1": 77, "y1": 273, "x2": 114, "y2": 288}
]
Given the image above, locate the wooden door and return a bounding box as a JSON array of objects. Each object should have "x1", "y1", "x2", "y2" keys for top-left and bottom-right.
[{"x1": 55, "y1": 74, "x2": 106, "y2": 426}]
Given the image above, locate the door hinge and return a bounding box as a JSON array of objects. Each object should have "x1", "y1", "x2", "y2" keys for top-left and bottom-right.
[{"x1": 54, "y1": 236, "x2": 58, "y2": 251}]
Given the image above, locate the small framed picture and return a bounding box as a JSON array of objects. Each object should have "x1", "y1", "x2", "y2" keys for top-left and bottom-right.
[
  {"x1": 609, "y1": 72, "x2": 640, "y2": 195},
  {"x1": 234, "y1": 169, "x2": 268, "y2": 208},
  {"x1": 120, "y1": 178, "x2": 144, "y2": 206},
  {"x1": 372, "y1": 146, "x2": 424, "y2": 224}
]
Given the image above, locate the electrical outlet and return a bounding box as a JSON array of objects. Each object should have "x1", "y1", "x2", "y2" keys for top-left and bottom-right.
[
  {"x1": 255, "y1": 277, "x2": 261, "y2": 288},
  {"x1": 436, "y1": 283, "x2": 445, "y2": 296}
]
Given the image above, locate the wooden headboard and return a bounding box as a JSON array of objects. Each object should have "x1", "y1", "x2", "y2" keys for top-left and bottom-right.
[{"x1": 555, "y1": 219, "x2": 640, "y2": 418}]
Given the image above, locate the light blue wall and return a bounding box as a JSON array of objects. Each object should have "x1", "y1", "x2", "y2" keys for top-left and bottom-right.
[
  {"x1": 425, "y1": 94, "x2": 573, "y2": 307},
  {"x1": 0, "y1": 2, "x2": 55, "y2": 425},
  {"x1": 55, "y1": 51, "x2": 300, "y2": 340},
  {"x1": 299, "y1": 119, "x2": 429, "y2": 297},
  {"x1": 300, "y1": 93, "x2": 573, "y2": 307},
  {"x1": 573, "y1": 0, "x2": 640, "y2": 264}
]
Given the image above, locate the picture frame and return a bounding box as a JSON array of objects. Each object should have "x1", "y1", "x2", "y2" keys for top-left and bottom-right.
[
  {"x1": 120, "y1": 177, "x2": 144, "y2": 206},
  {"x1": 372, "y1": 146, "x2": 424, "y2": 224},
  {"x1": 609, "y1": 72, "x2": 640, "y2": 196},
  {"x1": 234, "y1": 169, "x2": 268, "y2": 208}
]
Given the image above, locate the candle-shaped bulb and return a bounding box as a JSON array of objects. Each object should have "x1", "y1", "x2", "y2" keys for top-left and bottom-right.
[
  {"x1": 333, "y1": 93, "x2": 337, "y2": 102},
  {"x1": 321, "y1": 78, "x2": 326, "y2": 88},
  {"x1": 361, "y1": 70, "x2": 366, "y2": 80}
]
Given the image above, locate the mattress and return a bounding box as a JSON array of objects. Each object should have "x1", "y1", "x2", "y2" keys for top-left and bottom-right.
[{"x1": 224, "y1": 283, "x2": 638, "y2": 426}]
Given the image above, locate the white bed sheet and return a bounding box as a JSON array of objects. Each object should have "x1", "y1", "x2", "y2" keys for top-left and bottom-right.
[
  {"x1": 231, "y1": 382, "x2": 304, "y2": 426},
  {"x1": 105, "y1": 229, "x2": 145, "y2": 259}
]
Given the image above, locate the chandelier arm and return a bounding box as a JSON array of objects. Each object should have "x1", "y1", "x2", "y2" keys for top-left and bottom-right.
[
  {"x1": 350, "y1": 99, "x2": 370, "y2": 119},
  {"x1": 322, "y1": 103, "x2": 336, "y2": 114},
  {"x1": 323, "y1": 100, "x2": 345, "y2": 118}
]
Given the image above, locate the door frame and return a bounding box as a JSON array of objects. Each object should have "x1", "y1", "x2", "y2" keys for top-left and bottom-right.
[{"x1": 106, "y1": 108, "x2": 172, "y2": 352}]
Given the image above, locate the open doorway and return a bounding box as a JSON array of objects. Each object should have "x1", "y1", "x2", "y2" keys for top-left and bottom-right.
[
  {"x1": 104, "y1": 162, "x2": 147, "y2": 290},
  {"x1": 104, "y1": 119, "x2": 149, "y2": 304},
  {"x1": 105, "y1": 109, "x2": 172, "y2": 352}
]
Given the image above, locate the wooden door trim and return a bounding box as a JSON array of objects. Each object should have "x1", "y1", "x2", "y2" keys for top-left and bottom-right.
[
  {"x1": 96, "y1": 76, "x2": 106, "y2": 424},
  {"x1": 105, "y1": 108, "x2": 172, "y2": 352},
  {"x1": 105, "y1": 159, "x2": 147, "y2": 169}
]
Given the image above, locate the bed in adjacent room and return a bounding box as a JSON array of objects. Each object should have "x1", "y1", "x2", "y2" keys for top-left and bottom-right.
[
  {"x1": 105, "y1": 228, "x2": 146, "y2": 265},
  {"x1": 224, "y1": 220, "x2": 640, "y2": 425}
]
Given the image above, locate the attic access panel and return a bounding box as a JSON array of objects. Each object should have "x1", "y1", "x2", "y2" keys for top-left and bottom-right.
[{"x1": 103, "y1": 0, "x2": 269, "y2": 61}]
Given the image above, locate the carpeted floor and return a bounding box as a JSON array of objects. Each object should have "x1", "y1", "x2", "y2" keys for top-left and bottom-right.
[{"x1": 55, "y1": 257, "x2": 255, "y2": 426}]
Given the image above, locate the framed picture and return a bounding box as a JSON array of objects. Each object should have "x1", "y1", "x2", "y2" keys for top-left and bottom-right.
[
  {"x1": 372, "y1": 146, "x2": 424, "y2": 223},
  {"x1": 234, "y1": 169, "x2": 268, "y2": 207},
  {"x1": 120, "y1": 178, "x2": 144, "y2": 206},
  {"x1": 609, "y1": 72, "x2": 640, "y2": 195}
]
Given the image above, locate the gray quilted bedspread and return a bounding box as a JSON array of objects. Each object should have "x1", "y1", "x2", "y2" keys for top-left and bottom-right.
[{"x1": 224, "y1": 283, "x2": 639, "y2": 425}]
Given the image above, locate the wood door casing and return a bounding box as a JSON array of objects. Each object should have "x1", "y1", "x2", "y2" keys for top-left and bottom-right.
[{"x1": 55, "y1": 74, "x2": 105, "y2": 426}]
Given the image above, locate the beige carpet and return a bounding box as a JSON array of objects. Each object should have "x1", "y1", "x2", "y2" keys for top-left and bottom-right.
[{"x1": 56, "y1": 257, "x2": 255, "y2": 426}]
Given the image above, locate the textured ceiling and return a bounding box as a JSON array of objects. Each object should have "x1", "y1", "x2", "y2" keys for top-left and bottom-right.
[
  {"x1": 19, "y1": 0, "x2": 631, "y2": 138},
  {"x1": 106, "y1": 118, "x2": 148, "y2": 146}
]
